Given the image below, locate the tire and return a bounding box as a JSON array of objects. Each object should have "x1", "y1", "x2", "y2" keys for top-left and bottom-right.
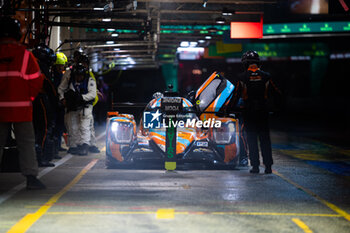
[
  {"x1": 105, "y1": 155, "x2": 116, "y2": 169},
  {"x1": 227, "y1": 155, "x2": 239, "y2": 170},
  {"x1": 105, "y1": 153, "x2": 133, "y2": 169}
]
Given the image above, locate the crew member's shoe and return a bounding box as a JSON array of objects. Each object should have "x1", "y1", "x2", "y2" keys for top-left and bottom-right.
[
  {"x1": 38, "y1": 161, "x2": 55, "y2": 167},
  {"x1": 89, "y1": 146, "x2": 100, "y2": 153},
  {"x1": 265, "y1": 166, "x2": 272, "y2": 174},
  {"x1": 67, "y1": 147, "x2": 79, "y2": 155},
  {"x1": 79, "y1": 143, "x2": 89, "y2": 156},
  {"x1": 26, "y1": 175, "x2": 46, "y2": 190},
  {"x1": 59, "y1": 147, "x2": 67, "y2": 152},
  {"x1": 250, "y1": 166, "x2": 259, "y2": 174}
]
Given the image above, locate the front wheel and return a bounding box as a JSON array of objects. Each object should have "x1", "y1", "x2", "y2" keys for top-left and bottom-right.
[
  {"x1": 227, "y1": 155, "x2": 239, "y2": 170},
  {"x1": 105, "y1": 155, "x2": 116, "y2": 169},
  {"x1": 105, "y1": 154, "x2": 133, "y2": 169}
]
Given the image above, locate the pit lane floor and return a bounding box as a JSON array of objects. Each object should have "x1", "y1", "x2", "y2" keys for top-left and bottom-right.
[{"x1": 0, "y1": 131, "x2": 349, "y2": 233}]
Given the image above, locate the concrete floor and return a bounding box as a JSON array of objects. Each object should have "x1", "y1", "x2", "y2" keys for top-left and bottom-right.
[{"x1": 0, "y1": 131, "x2": 349, "y2": 233}]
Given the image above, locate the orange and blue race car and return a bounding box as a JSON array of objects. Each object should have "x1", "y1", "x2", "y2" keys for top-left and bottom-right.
[{"x1": 105, "y1": 72, "x2": 241, "y2": 169}]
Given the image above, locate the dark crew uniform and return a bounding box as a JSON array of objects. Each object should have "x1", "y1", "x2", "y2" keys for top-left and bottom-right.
[
  {"x1": 238, "y1": 66, "x2": 280, "y2": 169},
  {"x1": 33, "y1": 61, "x2": 58, "y2": 166}
]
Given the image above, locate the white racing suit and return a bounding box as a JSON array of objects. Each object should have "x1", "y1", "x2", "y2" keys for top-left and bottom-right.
[
  {"x1": 58, "y1": 70, "x2": 97, "y2": 148},
  {"x1": 90, "y1": 117, "x2": 97, "y2": 147}
]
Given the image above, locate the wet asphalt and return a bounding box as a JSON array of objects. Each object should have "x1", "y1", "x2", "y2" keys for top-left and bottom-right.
[{"x1": 0, "y1": 131, "x2": 349, "y2": 233}]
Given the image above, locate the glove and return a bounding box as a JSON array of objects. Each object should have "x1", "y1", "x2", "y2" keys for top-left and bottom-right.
[
  {"x1": 64, "y1": 90, "x2": 80, "y2": 111},
  {"x1": 77, "y1": 93, "x2": 85, "y2": 107}
]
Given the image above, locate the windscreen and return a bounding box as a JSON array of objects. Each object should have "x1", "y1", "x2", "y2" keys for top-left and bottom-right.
[{"x1": 197, "y1": 79, "x2": 222, "y2": 112}]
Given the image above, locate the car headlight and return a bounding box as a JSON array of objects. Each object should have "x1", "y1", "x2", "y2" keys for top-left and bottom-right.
[
  {"x1": 110, "y1": 121, "x2": 134, "y2": 144},
  {"x1": 213, "y1": 122, "x2": 235, "y2": 144}
]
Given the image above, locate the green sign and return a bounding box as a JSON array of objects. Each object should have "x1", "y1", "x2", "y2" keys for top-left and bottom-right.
[
  {"x1": 263, "y1": 21, "x2": 350, "y2": 35},
  {"x1": 209, "y1": 42, "x2": 329, "y2": 58},
  {"x1": 161, "y1": 22, "x2": 350, "y2": 35},
  {"x1": 320, "y1": 23, "x2": 333, "y2": 32},
  {"x1": 299, "y1": 24, "x2": 311, "y2": 32},
  {"x1": 161, "y1": 25, "x2": 230, "y2": 30},
  {"x1": 82, "y1": 22, "x2": 350, "y2": 36},
  {"x1": 266, "y1": 25, "x2": 275, "y2": 34},
  {"x1": 243, "y1": 43, "x2": 329, "y2": 57},
  {"x1": 281, "y1": 25, "x2": 291, "y2": 33},
  {"x1": 344, "y1": 23, "x2": 350, "y2": 31}
]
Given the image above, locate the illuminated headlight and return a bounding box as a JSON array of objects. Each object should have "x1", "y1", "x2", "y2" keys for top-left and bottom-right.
[
  {"x1": 110, "y1": 121, "x2": 133, "y2": 144},
  {"x1": 213, "y1": 122, "x2": 235, "y2": 144}
]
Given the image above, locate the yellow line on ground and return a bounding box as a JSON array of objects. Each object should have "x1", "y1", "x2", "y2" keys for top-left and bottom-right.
[
  {"x1": 46, "y1": 211, "x2": 156, "y2": 215},
  {"x1": 292, "y1": 218, "x2": 313, "y2": 233},
  {"x1": 287, "y1": 150, "x2": 350, "y2": 162},
  {"x1": 156, "y1": 209, "x2": 175, "y2": 219},
  {"x1": 7, "y1": 159, "x2": 98, "y2": 233},
  {"x1": 43, "y1": 211, "x2": 340, "y2": 218},
  {"x1": 274, "y1": 170, "x2": 350, "y2": 222},
  {"x1": 213, "y1": 212, "x2": 341, "y2": 217},
  {"x1": 308, "y1": 139, "x2": 350, "y2": 157},
  {"x1": 47, "y1": 211, "x2": 155, "y2": 215}
]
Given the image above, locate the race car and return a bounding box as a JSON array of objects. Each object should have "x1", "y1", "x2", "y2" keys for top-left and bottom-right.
[{"x1": 105, "y1": 72, "x2": 241, "y2": 169}]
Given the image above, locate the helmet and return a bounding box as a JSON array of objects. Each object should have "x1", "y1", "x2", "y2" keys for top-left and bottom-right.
[
  {"x1": 241, "y1": 50, "x2": 260, "y2": 69},
  {"x1": 73, "y1": 48, "x2": 83, "y2": 61},
  {"x1": 55, "y1": 52, "x2": 67, "y2": 65},
  {"x1": 0, "y1": 17, "x2": 21, "y2": 40},
  {"x1": 78, "y1": 53, "x2": 89, "y2": 65},
  {"x1": 32, "y1": 43, "x2": 57, "y2": 65},
  {"x1": 72, "y1": 63, "x2": 87, "y2": 76}
]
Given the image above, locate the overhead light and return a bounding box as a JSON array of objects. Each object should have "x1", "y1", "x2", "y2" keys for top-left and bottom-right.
[
  {"x1": 205, "y1": 36, "x2": 212, "y2": 40},
  {"x1": 190, "y1": 42, "x2": 198, "y2": 47},
  {"x1": 222, "y1": 8, "x2": 235, "y2": 16},
  {"x1": 107, "y1": 28, "x2": 115, "y2": 32},
  {"x1": 102, "y1": 18, "x2": 111, "y2": 22},
  {"x1": 203, "y1": 0, "x2": 208, "y2": 8},
  {"x1": 198, "y1": 40, "x2": 205, "y2": 43},
  {"x1": 114, "y1": 48, "x2": 120, "y2": 51},
  {"x1": 215, "y1": 17, "x2": 226, "y2": 24},
  {"x1": 180, "y1": 41, "x2": 190, "y2": 47},
  {"x1": 192, "y1": 69, "x2": 202, "y2": 75},
  {"x1": 106, "y1": 41, "x2": 114, "y2": 44},
  {"x1": 111, "y1": 33, "x2": 119, "y2": 37},
  {"x1": 126, "y1": 57, "x2": 136, "y2": 65},
  {"x1": 208, "y1": 27, "x2": 217, "y2": 33},
  {"x1": 177, "y1": 47, "x2": 205, "y2": 52},
  {"x1": 93, "y1": 8, "x2": 104, "y2": 11}
]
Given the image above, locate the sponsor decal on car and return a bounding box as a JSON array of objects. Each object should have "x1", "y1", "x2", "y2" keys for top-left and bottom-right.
[{"x1": 196, "y1": 141, "x2": 208, "y2": 147}]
